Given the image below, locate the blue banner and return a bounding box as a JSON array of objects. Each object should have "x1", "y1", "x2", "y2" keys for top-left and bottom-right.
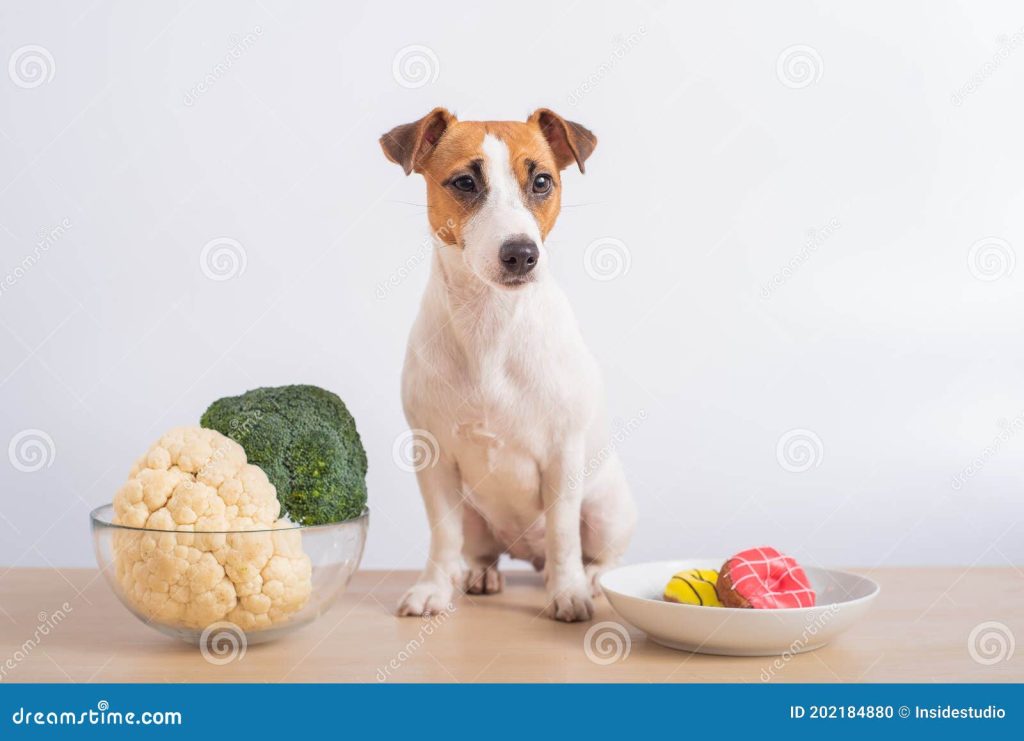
[{"x1": 0, "y1": 683, "x2": 1019, "y2": 739}]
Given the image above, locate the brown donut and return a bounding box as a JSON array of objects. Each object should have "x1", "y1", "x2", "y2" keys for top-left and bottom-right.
[{"x1": 714, "y1": 561, "x2": 752, "y2": 608}]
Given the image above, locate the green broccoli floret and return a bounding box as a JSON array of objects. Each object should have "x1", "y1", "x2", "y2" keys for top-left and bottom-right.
[{"x1": 200, "y1": 385, "x2": 367, "y2": 525}]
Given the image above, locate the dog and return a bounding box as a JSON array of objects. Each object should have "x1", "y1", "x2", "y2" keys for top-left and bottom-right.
[{"x1": 380, "y1": 108, "x2": 636, "y2": 622}]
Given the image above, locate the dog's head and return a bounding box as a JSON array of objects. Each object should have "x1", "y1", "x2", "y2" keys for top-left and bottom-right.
[{"x1": 380, "y1": 108, "x2": 596, "y2": 290}]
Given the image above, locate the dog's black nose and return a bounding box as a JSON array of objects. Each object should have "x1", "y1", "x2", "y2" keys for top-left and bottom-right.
[{"x1": 499, "y1": 238, "x2": 539, "y2": 276}]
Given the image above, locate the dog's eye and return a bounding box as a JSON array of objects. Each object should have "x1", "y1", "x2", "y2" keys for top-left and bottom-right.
[
  {"x1": 451, "y1": 175, "x2": 476, "y2": 193},
  {"x1": 532, "y1": 174, "x2": 553, "y2": 194}
]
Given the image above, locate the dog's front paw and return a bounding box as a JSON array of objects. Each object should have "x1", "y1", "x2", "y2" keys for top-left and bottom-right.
[
  {"x1": 397, "y1": 582, "x2": 455, "y2": 617},
  {"x1": 545, "y1": 584, "x2": 594, "y2": 622},
  {"x1": 584, "y1": 563, "x2": 611, "y2": 598},
  {"x1": 465, "y1": 564, "x2": 503, "y2": 595}
]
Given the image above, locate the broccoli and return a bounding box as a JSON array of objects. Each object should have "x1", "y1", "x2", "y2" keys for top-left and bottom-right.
[{"x1": 200, "y1": 385, "x2": 368, "y2": 525}]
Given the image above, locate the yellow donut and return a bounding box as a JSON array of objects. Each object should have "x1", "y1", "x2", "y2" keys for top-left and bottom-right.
[{"x1": 663, "y1": 569, "x2": 723, "y2": 607}]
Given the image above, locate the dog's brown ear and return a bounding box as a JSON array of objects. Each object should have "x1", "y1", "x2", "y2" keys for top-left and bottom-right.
[
  {"x1": 380, "y1": 108, "x2": 456, "y2": 175},
  {"x1": 528, "y1": 108, "x2": 597, "y2": 173}
]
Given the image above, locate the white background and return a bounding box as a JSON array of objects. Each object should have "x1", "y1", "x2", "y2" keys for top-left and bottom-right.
[{"x1": 1, "y1": 1, "x2": 1022, "y2": 572}]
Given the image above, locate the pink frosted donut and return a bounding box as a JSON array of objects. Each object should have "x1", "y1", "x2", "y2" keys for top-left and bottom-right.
[{"x1": 716, "y1": 547, "x2": 816, "y2": 609}]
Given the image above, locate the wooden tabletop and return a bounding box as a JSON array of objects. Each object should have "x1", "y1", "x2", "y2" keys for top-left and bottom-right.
[{"x1": 1, "y1": 567, "x2": 1021, "y2": 683}]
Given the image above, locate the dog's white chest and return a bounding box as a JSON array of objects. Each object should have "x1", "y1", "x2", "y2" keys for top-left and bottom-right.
[
  {"x1": 453, "y1": 419, "x2": 505, "y2": 472},
  {"x1": 431, "y1": 350, "x2": 564, "y2": 522},
  {"x1": 402, "y1": 266, "x2": 603, "y2": 544}
]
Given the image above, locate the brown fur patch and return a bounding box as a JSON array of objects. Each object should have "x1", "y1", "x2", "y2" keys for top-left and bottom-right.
[
  {"x1": 418, "y1": 121, "x2": 563, "y2": 246},
  {"x1": 382, "y1": 110, "x2": 596, "y2": 247}
]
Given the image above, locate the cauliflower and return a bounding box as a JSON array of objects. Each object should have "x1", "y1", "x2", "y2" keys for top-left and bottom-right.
[{"x1": 112, "y1": 426, "x2": 312, "y2": 631}]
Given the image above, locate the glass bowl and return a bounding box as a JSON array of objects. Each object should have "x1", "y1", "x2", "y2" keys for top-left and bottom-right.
[{"x1": 90, "y1": 503, "x2": 367, "y2": 646}]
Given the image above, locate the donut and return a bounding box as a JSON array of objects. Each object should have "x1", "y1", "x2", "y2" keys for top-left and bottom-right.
[
  {"x1": 715, "y1": 547, "x2": 816, "y2": 609},
  {"x1": 663, "y1": 569, "x2": 722, "y2": 607}
]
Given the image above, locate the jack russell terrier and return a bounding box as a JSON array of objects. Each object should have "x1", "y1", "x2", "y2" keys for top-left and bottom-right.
[{"x1": 380, "y1": 108, "x2": 636, "y2": 622}]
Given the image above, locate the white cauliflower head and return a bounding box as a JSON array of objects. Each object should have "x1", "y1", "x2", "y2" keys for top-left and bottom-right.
[{"x1": 112, "y1": 426, "x2": 312, "y2": 631}]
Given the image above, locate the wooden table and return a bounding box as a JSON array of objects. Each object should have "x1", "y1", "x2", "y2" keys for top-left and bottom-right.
[{"x1": 1, "y1": 568, "x2": 1021, "y2": 683}]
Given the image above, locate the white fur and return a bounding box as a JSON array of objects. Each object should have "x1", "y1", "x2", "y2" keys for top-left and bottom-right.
[
  {"x1": 462, "y1": 135, "x2": 545, "y2": 286},
  {"x1": 397, "y1": 136, "x2": 636, "y2": 622}
]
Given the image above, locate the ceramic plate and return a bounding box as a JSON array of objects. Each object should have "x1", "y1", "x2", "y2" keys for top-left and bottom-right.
[{"x1": 600, "y1": 559, "x2": 879, "y2": 656}]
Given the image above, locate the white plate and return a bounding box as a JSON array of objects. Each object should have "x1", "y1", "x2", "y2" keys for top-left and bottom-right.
[{"x1": 600, "y1": 559, "x2": 879, "y2": 657}]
